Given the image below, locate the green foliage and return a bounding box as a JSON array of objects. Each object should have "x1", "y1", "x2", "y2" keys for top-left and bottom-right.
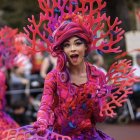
[{"x1": 0, "y1": 0, "x2": 40, "y2": 31}]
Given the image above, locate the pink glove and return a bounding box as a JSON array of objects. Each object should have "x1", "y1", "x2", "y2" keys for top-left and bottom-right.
[{"x1": 33, "y1": 119, "x2": 48, "y2": 136}]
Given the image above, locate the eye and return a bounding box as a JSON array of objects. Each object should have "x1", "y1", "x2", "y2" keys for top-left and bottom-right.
[
  {"x1": 75, "y1": 41, "x2": 83, "y2": 46},
  {"x1": 63, "y1": 43, "x2": 70, "y2": 48}
]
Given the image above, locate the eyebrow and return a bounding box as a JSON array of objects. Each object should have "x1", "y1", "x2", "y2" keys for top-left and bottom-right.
[
  {"x1": 74, "y1": 39, "x2": 81, "y2": 42},
  {"x1": 64, "y1": 38, "x2": 81, "y2": 43}
]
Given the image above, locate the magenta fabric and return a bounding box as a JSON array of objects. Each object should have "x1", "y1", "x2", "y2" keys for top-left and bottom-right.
[
  {"x1": 52, "y1": 21, "x2": 92, "y2": 55},
  {"x1": 0, "y1": 71, "x2": 19, "y2": 139},
  {"x1": 37, "y1": 62, "x2": 113, "y2": 139}
]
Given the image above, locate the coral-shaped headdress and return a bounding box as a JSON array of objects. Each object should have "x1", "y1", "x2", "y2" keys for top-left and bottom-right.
[{"x1": 24, "y1": 0, "x2": 124, "y2": 70}]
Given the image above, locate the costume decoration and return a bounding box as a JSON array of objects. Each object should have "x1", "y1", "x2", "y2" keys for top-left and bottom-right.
[
  {"x1": 0, "y1": 71, "x2": 6, "y2": 111},
  {"x1": 14, "y1": 32, "x2": 47, "y2": 56},
  {"x1": 0, "y1": 70, "x2": 19, "y2": 139},
  {"x1": 0, "y1": 26, "x2": 21, "y2": 139},
  {"x1": 2, "y1": 125, "x2": 71, "y2": 140},
  {"x1": 100, "y1": 59, "x2": 138, "y2": 117},
  {"x1": 24, "y1": 0, "x2": 124, "y2": 54},
  {"x1": 3, "y1": 0, "x2": 137, "y2": 139},
  {"x1": 115, "y1": 49, "x2": 140, "y2": 59},
  {"x1": 0, "y1": 26, "x2": 18, "y2": 68},
  {"x1": 0, "y1": 28, "x2": 33, "y2": 68},
  {"x1": 14, "y1": 33, "x2": 30, "y2": 55},
  {"x1": 3, "y1": 63, "x2": 113, "y2": 140},
  {"x1": 24, "y1": 0, "x2": 124, "y2": 70}
]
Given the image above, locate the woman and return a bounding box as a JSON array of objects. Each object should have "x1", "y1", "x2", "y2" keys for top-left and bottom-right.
[
  {"x1": 3, "y1": 0, "x2": 136, "y2": 139},
  {"x1": 0, "y1": 26, "x2": 20, "y2": 138},
  {"x1": 33, "y1": 21, "x2": 113, "y2": 140},
  {"x1": 40, "y1": 54, "x2": 57, "y2": 79}
]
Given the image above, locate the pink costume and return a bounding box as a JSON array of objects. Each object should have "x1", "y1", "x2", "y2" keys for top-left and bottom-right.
[
  {"x1": 2, "y1": 0, "x2": 138, "y2": 140},
  {"x1": 0, "y1": 26, "x2": 19, "y2": 138},
  {"x1": 36, "y1": 62, "x2": 113, "y2": 139},
  {"x1": 0, "y1": 71, "x2": 19, "y2": 138}
]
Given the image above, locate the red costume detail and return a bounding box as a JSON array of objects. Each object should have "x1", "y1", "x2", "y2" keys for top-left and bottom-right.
[
  {"x1": 0, "y1": 71, "x2": 19, "y2": 139},
  {"x1": 0, "y1": 26, "x2": 20, "y2": 138}
]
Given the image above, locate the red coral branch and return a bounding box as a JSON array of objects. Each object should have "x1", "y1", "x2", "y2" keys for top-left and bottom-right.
[
  {"x1": 24, "y1": 13, "x2": 50, "y2": 53},
  {"x1": 24, "y1": 0, "x2": 124, "y2": 54},
  {"x1": 99, "y1": 59, "x2": 138, "y2": 117},
  {"x1": 91, "y1": 15, "x2": 124, "y2": 53}
]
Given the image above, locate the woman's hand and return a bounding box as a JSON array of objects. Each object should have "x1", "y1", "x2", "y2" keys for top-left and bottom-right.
[{"x1": 33, "y1": 119, "x2": 48, "y2": 136}]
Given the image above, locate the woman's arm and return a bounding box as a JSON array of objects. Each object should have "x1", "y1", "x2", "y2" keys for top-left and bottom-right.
[{"x1": 37, "y1": 70, "x2": 57, "y2": 127}]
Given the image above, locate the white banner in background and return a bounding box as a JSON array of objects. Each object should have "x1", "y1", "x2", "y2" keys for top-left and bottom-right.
[{"x1": 125, "y1": 31, "x2": 140, "y2": 63}]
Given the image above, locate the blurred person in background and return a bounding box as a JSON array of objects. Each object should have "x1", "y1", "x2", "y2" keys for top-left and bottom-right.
[
  {"x1": 9, "y1": 53, "x2": 32, "y2": 125},
  {"x1": 31, "y1": 52, "x2": 44, "y2": 75},
  {"x1": 14, "y1": 53, "x2": 32, "y2": 78},
  {"x1": 9, "y1": 52, "x2": 31, "y2": 94},
  {"x1": 132, "y1": 54, "x2": 140, "y2": 119},
  {"x1": 133, "y1": 54, "x2": 140, "y2": 81},
  {"x1": 92, "y1": 53, "x2": 107, "y2": 75},
  {"x1": 9, "y1": 65, "x2": 30, "y2": 125},
  {"x1": 10, "y1": 66, "x2": 29, "y2": 88},
  {"x1": 40, "y1": 53, "x2": 57, "y2": 79},
  {"x1": 0, "y1": 67, "x2": 19, "y2": 138}
]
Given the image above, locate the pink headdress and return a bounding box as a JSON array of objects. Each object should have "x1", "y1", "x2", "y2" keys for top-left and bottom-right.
[
  {"x1": 52, "y1": 20, "x2": 92, "y2": 54},
  {"x1": 24, "y1": 0, "x2": 124, "y2": 71}
]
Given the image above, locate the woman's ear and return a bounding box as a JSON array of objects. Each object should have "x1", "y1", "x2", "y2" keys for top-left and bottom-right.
[{"x1": 84, "y1": 45, "x2": 89, "y2": 57}]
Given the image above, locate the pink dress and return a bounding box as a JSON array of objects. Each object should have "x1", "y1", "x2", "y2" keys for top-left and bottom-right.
[
  {"x1": 37, "y1": 62, "x2": 114, "y2": 139},
  {"x1": 0, "y1": 71, "x2": 19, "y2": 138}
]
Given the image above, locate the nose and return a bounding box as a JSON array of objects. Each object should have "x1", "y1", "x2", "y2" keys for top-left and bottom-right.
[{"x1": 70, "y1": 44, "x2": 76, "y2": 52}]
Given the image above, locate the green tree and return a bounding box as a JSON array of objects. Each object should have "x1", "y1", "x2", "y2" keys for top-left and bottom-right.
[{"x1": 0, "y1": 0, "x2": 39, "y2": 30}]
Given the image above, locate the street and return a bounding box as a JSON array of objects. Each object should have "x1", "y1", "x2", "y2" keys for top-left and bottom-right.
[{"x1": 97, "y1": 122, "x2": 140, "y2": 140}]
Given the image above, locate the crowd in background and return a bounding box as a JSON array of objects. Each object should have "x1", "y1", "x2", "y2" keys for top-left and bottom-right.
[{"x1": 3, "y1": 49, "x2": 140, "y2": 126}]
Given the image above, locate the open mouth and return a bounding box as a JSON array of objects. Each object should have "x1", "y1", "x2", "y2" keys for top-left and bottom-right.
[{"x1": 70, "y1": 54, "x2": 79, "y2": 62}]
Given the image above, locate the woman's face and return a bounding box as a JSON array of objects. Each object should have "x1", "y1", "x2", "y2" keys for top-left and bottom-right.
[{"x1": 63, "y1": 36, "x2": 87, "y2": 66}]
